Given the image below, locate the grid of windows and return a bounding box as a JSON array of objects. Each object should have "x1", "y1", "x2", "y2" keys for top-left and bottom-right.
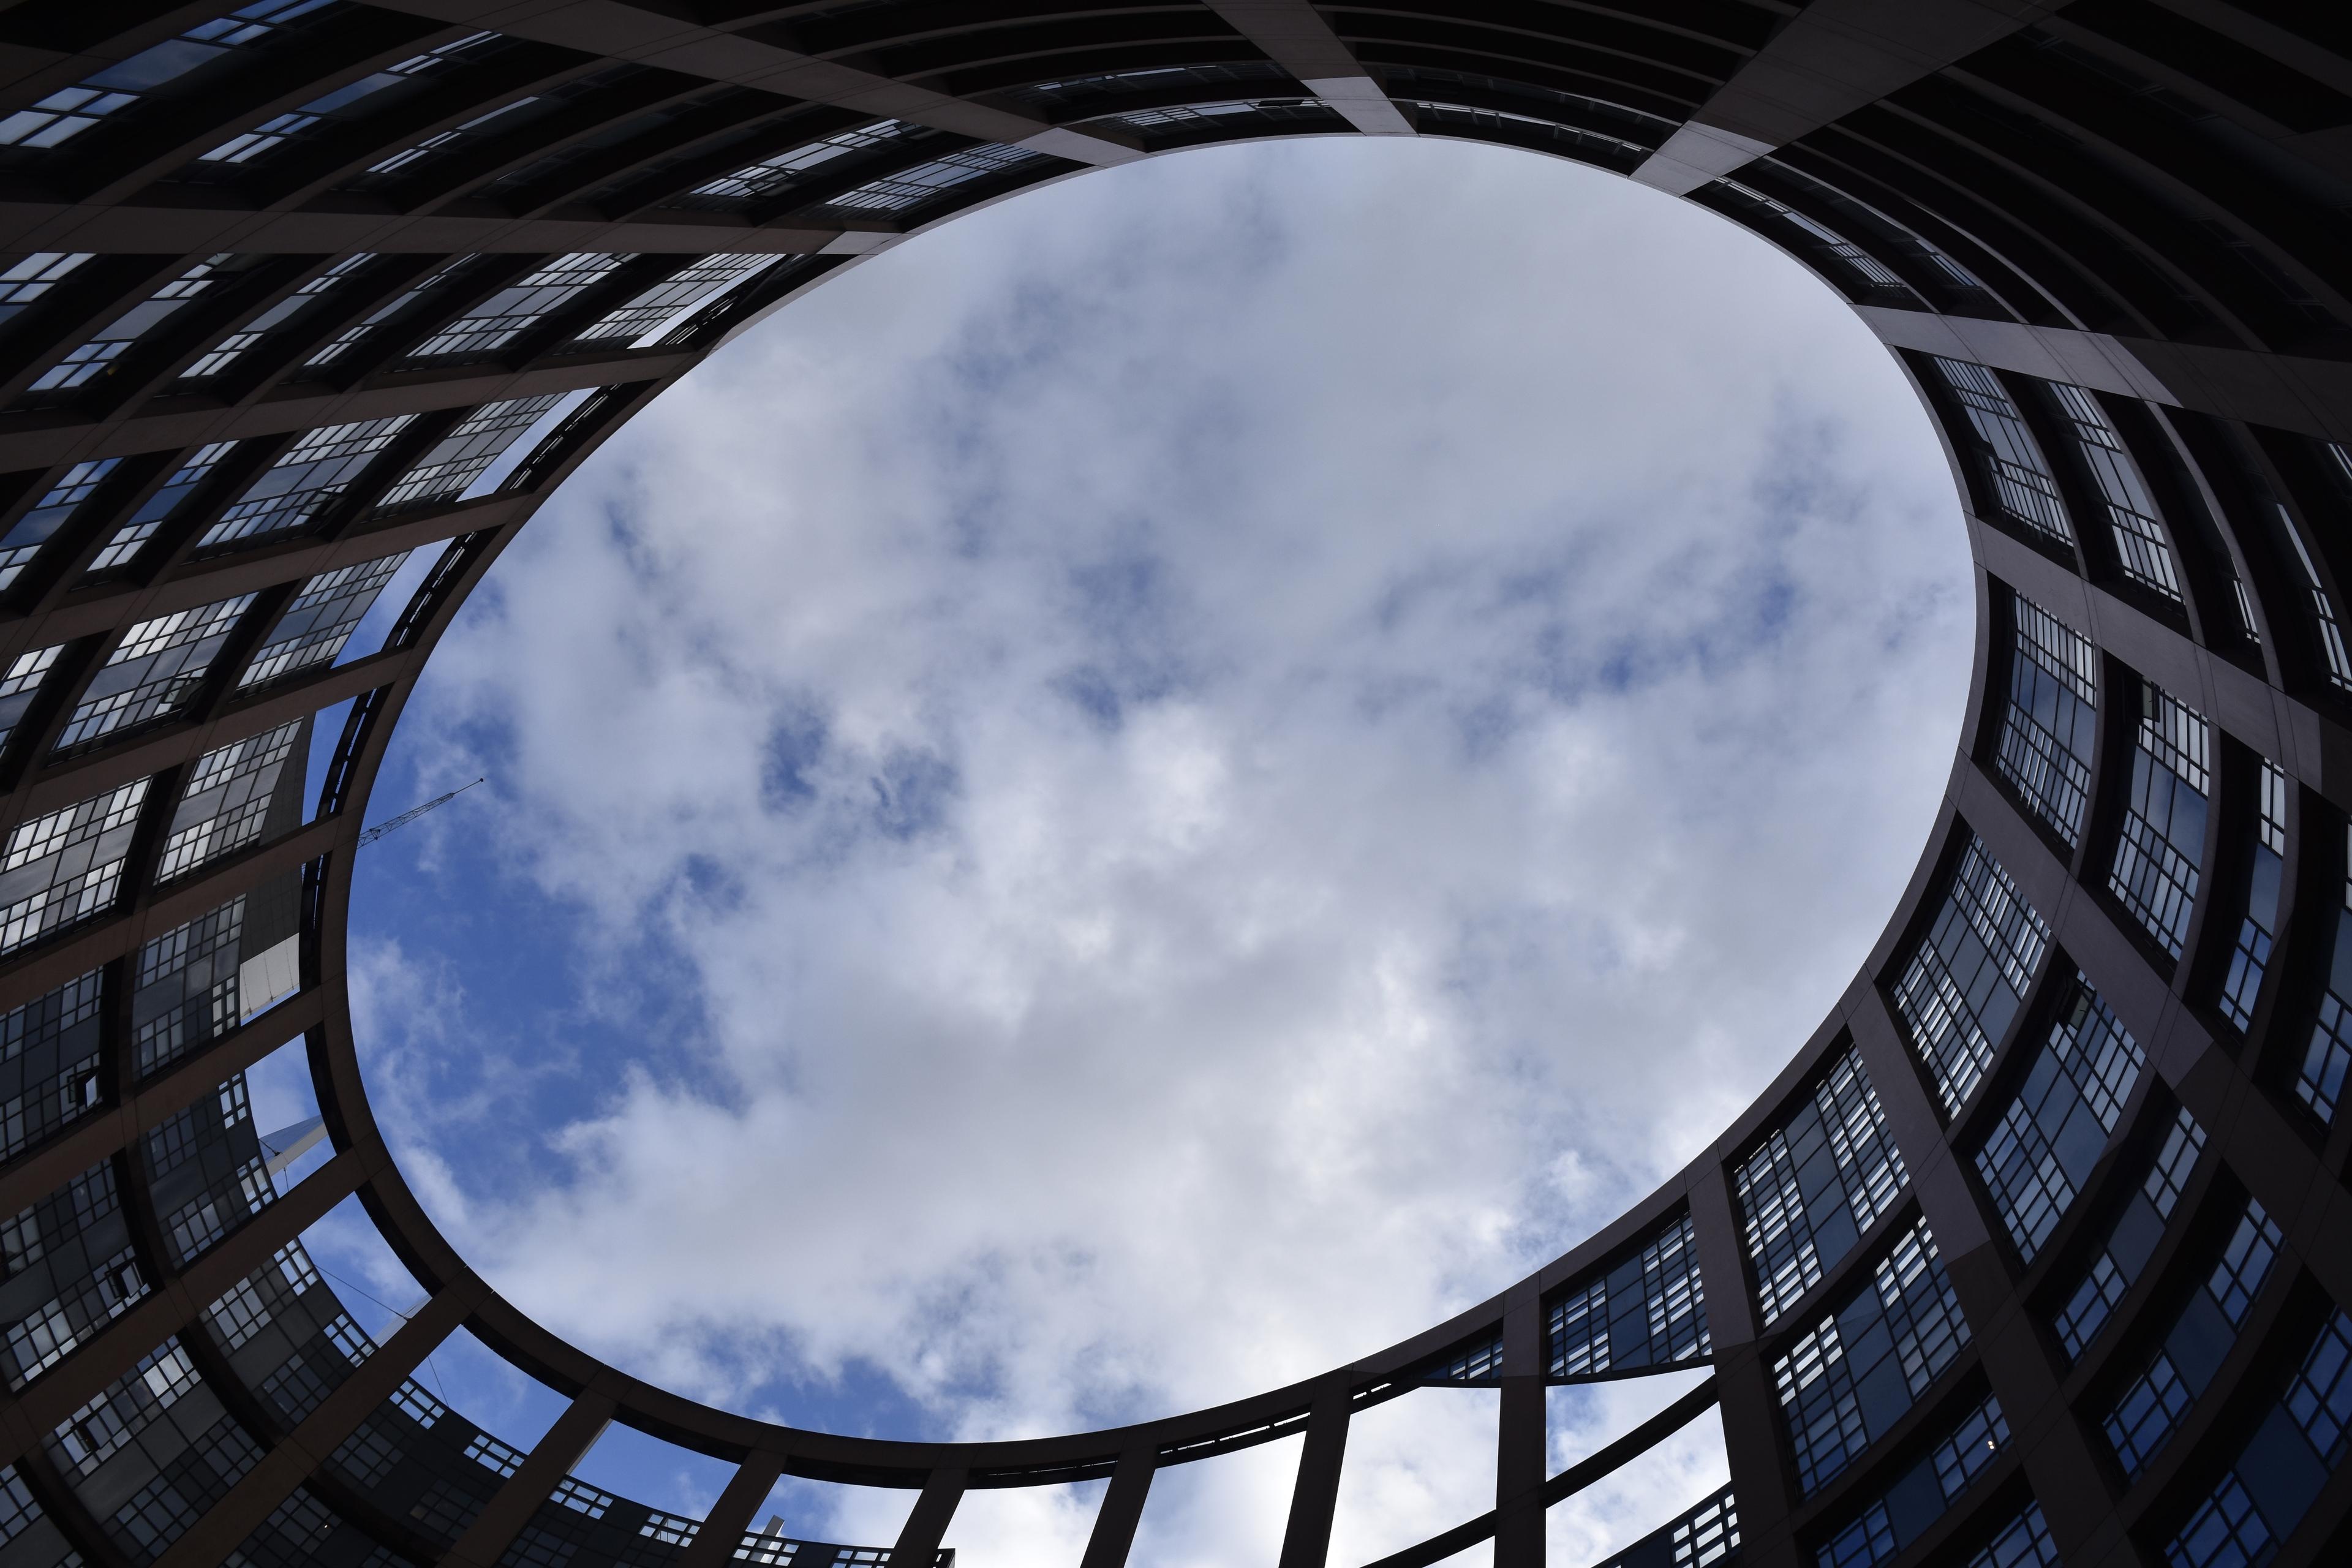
[
  {"x1": 85, "y1": 441, "x2": 239, "y2": 574},
  {"x1": 823, "y1": 143, "x2": 1045, "y2": 213},
  {"x1": 0, "y1": 458, "x2": 121, "y2": 590},
  {"x1": 201, "y1": 417, "x2": 413, "y2": 548},
  {"x1": 1735, "y1": 1046, "x2": 1909, "y2": 1326},
  {"x1": 154, "y1": 720, "x2": 301, "y2": 880},
  {"x1": 1814, "y1": 1392, "x2": 2007, "y2": 1568},
  {"x1": 47, "y1": 1339, "x2": 202, "y2": 1474},
  {"x1": 4, "y1": 1245, "x2": 145, "y2": 1388},
  {"x1": 53, "y1": 594, "x2": 252, "y2": 749},
  {"x1": 1996, "y1": 594, "x2": 2097, "y2": 843},
  {"x1": 572, "y1": 255, "x2": 774, "y2": 347},
  {"x1": 21, "y1": 256, "x2": 233, "y2": 398},
  {"x1": 1933, "y1": 359, "x2": 2073, "y2": 543},
  {"x1": 2102, "y1": 1196, "x2": 2283, "y2": 1477},
  {"x1": 0, "y1": 970, "x2": 102, "y2": 1161},
  {"x1": 1546, "y1": 1212, "x2": 1709, "y2": 1378},
  {"x1": 0, "y1": 0, "x2": 336, "y2": 149},
  {"x1": 2218, "y1": 761, "x2": 2288, "y2": 1031},
  {"x1": 375, "y1": 398, "x2": 563, "y2": 510},
  {"x1": 1974, "y1": 973, "x2": 2143, "y2": 1260},
  {"x1": 1773, "y1": 1218, "x2": 1970, "y2": 1495},
  {"x1": 2111, "y1": 680, "x2": 2209, "y2": 957},
  {"x1": 2165, "y1": 1309, "x2": 2352, "y2": 1567},
  {"x1": 239, "y1": 552, "x2": 409, "y2": 687},
  {"x1": 405, "y1": 254, "x2": 629, "y2": 360},
  {"x1": 681, "y1": 119, "x2": 924, "y2": 206},
  {"x1": 0, "y1": 780, "x2": 148, "y2": 954},
  {"x1": 2048, "y1": 382, "x2": 2182, "y2": 597},
  {"x1": 1891, "y1": 836, "x2": 2051, "y2": 1115},
  {"x1": 133, "y1": 895, "x2": 245, "y2": 1076},
  {"x1": 179, "y1": 254, "x2": 374, "y2": 380},
  {"x1": 2297, "y1": 822, "x2": 2352, "y2": 1125}
]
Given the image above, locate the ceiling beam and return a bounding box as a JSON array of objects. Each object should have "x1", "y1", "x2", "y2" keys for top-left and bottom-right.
[
  {"x1": 1634, "y1": 0, "x2": 2068, "y2": 195},
  {"x1": 357, "y1": 0, "x2": 1146, "y2": 164},
  {"x1": 1200, "y1": 1, "x2": 1414, "y2": 136}
]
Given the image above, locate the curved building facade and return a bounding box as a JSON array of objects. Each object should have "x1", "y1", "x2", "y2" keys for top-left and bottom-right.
[{"x1": 0, "y1": 2, "x2": 2344, "y2": 1565}]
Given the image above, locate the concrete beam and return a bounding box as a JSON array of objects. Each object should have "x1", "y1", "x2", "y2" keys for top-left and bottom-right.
[{"x1": 1635, "y1": 0, "x2": 2068, "y2": 194}]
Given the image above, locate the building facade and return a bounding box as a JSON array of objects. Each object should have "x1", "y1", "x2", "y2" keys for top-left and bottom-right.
[{"x1": 0, "y1": 1, "x2": 2344, "y2": 1565}]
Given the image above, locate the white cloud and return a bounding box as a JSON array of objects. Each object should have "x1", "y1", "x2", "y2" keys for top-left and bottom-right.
[{"x1": 345, "y1": 134, "x2": 1972, "y2": 1562}]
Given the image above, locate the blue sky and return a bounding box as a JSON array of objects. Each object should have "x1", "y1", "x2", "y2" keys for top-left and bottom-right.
[{"x1": 304, "y1": 134, "x2": 1972, "y2": 1564}]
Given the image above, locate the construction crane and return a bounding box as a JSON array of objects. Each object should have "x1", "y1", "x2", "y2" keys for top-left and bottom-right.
[{"x1": 356, "y1": 777, "x2": 484, "y2": 848}]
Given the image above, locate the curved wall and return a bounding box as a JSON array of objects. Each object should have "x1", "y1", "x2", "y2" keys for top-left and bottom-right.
[{"x1": 0, "y1": 2, "x2": 2345, "y2": 1566}]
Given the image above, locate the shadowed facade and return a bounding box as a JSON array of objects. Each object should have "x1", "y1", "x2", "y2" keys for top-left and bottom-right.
[{"x1": 0, "y1": 1, "x2": 2346, "y2": 1566}]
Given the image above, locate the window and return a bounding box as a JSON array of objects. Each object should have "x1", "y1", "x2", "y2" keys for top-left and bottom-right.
[
  {"x1": 53, "y1": 593, "x2": 254, "y2": 748},
  {"x1": 1890, "y1": 836, "x2": 2051, "y2": 1115},
  {"x1": 1718, "y1": 179, "x2": 1907, "y2": 288},
  {"x1": 2101, "y1": 1196, "x2": 2282, "y2": 1477},
  {"x1": 2062, "y1": 1209, "x2": 2166, "y2": 1362},
  {"x1": 3, "y1": 1245, "x2": 146, "y2": 1387},
  {"x1": 1934, "y1": 358, "x2": 2072, "y2": 544},
  {"x1": 1774, "y1": 1218, "x2": 1970, "y2": 1494},
  {"x1": 2165, "y1": 1309, "x2": 2351, "y2": 1567},
  {"x1": 0, "y1": 459, "x2": 121, "y2": 590},
  {"x1": 821, "y1": 143, "x2": 1043, "y2": 213},
  {"x1": 1969, "y1": 1504, "x2": 2059, "y2": 1568},
  {"x1": 0, "y1": 779, "x2": 148, "y2": 953},
  {"x1": 1996, "y1": 594, "x2": 2097, "y2": 843},
  {"x1": 155, "y1": 720, "x2": 302, "y2": 879},
  {"x1": 1546, "y1": 1210, "x2": 1709, "y2": 1377},
  {"x1": 1813, "y1": 1392, "x2": 2008, "y2": 1567},
  {"x1": 404, "y1": 253, "x2": 630, "y2": 360},
  {"x1": 21, "y1": 255, "x2": 237, "y2": 397},
  {"x1": 2047, "y1": 383, "x2": 2180, "y2": 598},
  {"x1": 1975, "y1": 973, "x2": 2143, "y2": 1259},
  {"x1": 180, "y1": 253, "x2": 373, "y2": 380},
  {"x1": 0, "y1": 0, "x2": 338, "y2": 150},
  {"x1": 2297, "y1": 822, "x2": 2352, "y2": 1124},
  {"x1": 681, "y1": 119, "x2": 924, "y2": 206},
  {"x1": 47, "y1": 1338, "x2": 200, "y2": 1474},
  {"x1": 1736, "y1": 1046, "x2": 1909, "y2": 1326},
  {"x1": 134, "y1": 894, "x2": 246, "y2": 1076},
  {"x1": 571, "y1": 254, "x2": 775, "y2": 347},
  {"x1": 307, "y1": 254, "x2": 476, "y2": 368},
  {"x1": 239, "y1": 551, "x2": 410, "y2": 687},
  {"x1": 0, "y1": 254, "x2": 90, "y2": 328},
  {"x1": 203, "y1": 416, "x2": 413, "y2": 548},
  {"x1": 2110, "y1": 680, "x2": 2209, "y2": 957},
  {"x1": 0, "y1": 645, "x2": 63, "y2": 753},
  {"x1": 376, "y1": 396, "x2": 564, "y2": 510},
  {"x1": 85, "y1": 441, "x2": 239, "y2": 573},
  {"x1": 197, "y1": 31, "x2": 506, "y2": 164},
  {"x1": 2218, "y1": 761, "x2": 2287, "y2": 1031},
  {"x1": 0, "y1": 970, "x2": 104, "y2": 1159},
  {"x1": 2278, "y1": 497, "x2": 2352, "y2": 690}
]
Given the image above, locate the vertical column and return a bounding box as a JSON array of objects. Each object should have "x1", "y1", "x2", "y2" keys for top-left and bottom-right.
[
  {"x1": 1687, "y1": 1161, "x2": 1800, "y2": 1568},
  {"x1": 893, "y1": 1466, "x2": 966, "y2": 1566},
  {"x1": 676, "y1": 1451, "x2": 785, "y2": 1568},
  {"x1": 442, "y1": 1389, "x2": 616, "y2": 1568},
  {"x1": 1493, "y1": 1280, "x2": 1546, "y2": 1568},
  {"x1": 1277, "y1": 1376, "x2": 1352, "y2": 1568},
  {"x1": 1847, "y1": 989, "x2": 2143, "y2": 1566},
  {"x1": 1079, "y1": 1445, "x2": 1156, "y2": 1568}
]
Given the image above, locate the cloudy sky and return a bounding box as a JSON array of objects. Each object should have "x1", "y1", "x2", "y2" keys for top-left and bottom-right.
[{"x1": 313, "y1": 134, "x2": 1972, "y2": 1564}]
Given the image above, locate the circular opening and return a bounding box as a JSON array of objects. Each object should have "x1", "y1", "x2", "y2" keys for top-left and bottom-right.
[{"x1": 346, "y1": 135, "x2": 1971, "y2": 1486}]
